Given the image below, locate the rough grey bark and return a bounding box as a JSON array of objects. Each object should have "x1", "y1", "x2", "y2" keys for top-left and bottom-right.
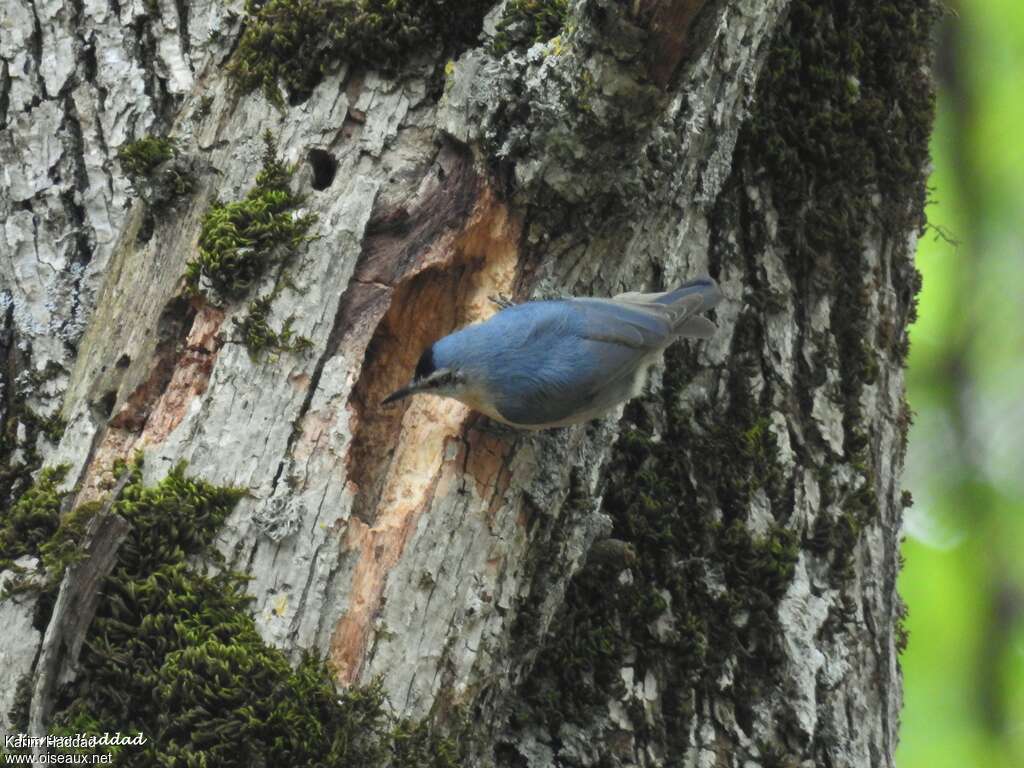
[{"x1": 0, "y1": 0, "x2": 935, "y2": 765}]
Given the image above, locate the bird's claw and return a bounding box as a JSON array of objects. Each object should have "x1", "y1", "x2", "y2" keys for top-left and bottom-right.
[
  {"x1": 468, "y1": 416, "x2": 522, "y2": 439},
  {"x1": 489, "y1": 294, "x2": 516, "y2": 310}
]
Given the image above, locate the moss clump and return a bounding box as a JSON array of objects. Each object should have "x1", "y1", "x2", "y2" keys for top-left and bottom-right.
[
  {"x1": 0, "y1": 465, "x2": 70, "y2": 572},
  {"x1": 38, "y1": 499, "x2": 106, "y2": 580},
  {"x1": 186, "y1": 131, "x2": 315, "y2": 303},
  {"x1": 117, "y1": 137, "x2": 177, "y2": 179},
  {"x1": 186, "y1": 132, "x2": 316, "y2": 361},
  {"x1": 231, "y1": 0, "x2": 493, "y2": 105},
  {"x1": 491, "y1": 0, "x2": 569, "y2": 55},
  {"x1": 117, "y1": 137, "x2": 194, "y2": 201},
  {"x1": 16, "y1": 459, "x2": 461, "y2": 766},
  {"x1": 233, "y1": 294, "x2": 313, "y2": 361},
  {"x1": 0, "y1": 466, "x2": 103, "y2": 614},
  {"x1": 389, "y1": 718, "x2": 464, "y2": 768}
]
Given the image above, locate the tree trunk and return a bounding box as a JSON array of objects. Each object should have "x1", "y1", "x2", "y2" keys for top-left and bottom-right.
[{"x1": 0, "y1": 0, "x2": 936, "y2": 765}]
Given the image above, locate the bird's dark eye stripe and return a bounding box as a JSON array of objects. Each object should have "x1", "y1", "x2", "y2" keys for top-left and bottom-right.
[{"x1": 414, "y1": 348, "x2": 435, "y2": 381}]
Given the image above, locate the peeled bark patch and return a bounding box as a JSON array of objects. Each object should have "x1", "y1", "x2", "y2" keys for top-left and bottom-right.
[
  {"x1": 336, "y1": 181, "x2": 520, "y2": 683},
  {"x1": 76, "y1": 303, "x2": 223, "y2": 505},
  {"x1": 341, "y1": 144, "x2": 519, "y2": 525}
]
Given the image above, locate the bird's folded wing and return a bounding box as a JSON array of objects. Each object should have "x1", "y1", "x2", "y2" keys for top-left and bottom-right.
[
  {"x1": 570, "y1": 295, "x2": 705, "y2": 348},
  {"x1": 610, "y1": 293, "x2": 707, "y2": 329},
  {"x1": 494, "y1": 336, "x2": 644, "y2": 426},
  {"x1": 495, "y1": 297, "x2": 708, "y2": 426}
]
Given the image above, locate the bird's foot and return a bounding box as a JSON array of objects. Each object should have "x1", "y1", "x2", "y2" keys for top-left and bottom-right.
[
  {"x1": 488, "y1": 293, "x2": 516, "y2": 310},
  {"x1": 469, "y1": 418, "x2": 521, "y2": 439}
]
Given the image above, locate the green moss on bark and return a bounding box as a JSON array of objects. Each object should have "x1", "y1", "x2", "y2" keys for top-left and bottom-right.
[
  {"x1": 117, "y1": 137, "x2": 176, "y2": 178},
  {"x1": 117, "y1": 136, "x2": 195, "y2": 203},
  {"x1": 186, "y1": 132, "x2": 315, "y2": 304},
  {"x1": 0, "y1": 465, "x2": 70, "y2": 572},
  {"x1": 186, "y1": 132, "x2": 316, "y2": 361},
  {"x1": 730, "y1": 0, "x2": 937, "y2": 603},
  {"x1": 491, "y1": 0, "x2": 569, "y2": 55},
  {"x1": 510, "y1": 343, "x2": 798, "y2": 744},
  {"x1": 231, "y1": 0, "x2": 493, "y2": 105},
  {"x1": 0, "y1": 357, "x2": 67, "y2": 509},
  {"x1": 232, "y1": 294, "x2": 313, "y2": 361},
  {"x1": 740, "y1": 0, "x2": 937, "y2": 456},
  {"x1": 2, "y1": 459, "x2": 462, "y2": 766},
  {"x1": 0, "y1": 458, "x2": 100, "y2": 600},
  {"x1": 505, "y1": 0, "x2": 936, "y2": 757}
]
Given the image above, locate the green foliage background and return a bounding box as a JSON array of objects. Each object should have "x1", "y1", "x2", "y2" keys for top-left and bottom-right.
[{"x1": 899, "y1": 2, "x2": 1024, "y2": 766}]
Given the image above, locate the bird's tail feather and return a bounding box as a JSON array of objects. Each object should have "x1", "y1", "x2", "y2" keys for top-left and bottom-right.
[
  {"x1": 652, "y1": 276, "x2": 722, "y2": 310},
  {"x1": 610, "y1": 276, "x2": 722, "y2": 338},
  {"x1": 615, "y1": 276, "x2": 722, "y2": 318},
  {"x1": 615, "y1": 277, "x2": 722, "y2": 309}
]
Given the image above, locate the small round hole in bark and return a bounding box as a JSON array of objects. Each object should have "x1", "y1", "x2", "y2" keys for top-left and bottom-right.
[
  {"x1": 308, "y1": 148, "x2": 338, "y2": 191},
  {"x1": 97, "y1": 390, "x2": 117, "y2": 418}
]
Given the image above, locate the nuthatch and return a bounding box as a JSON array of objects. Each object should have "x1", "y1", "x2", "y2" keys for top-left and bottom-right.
[{"x1": 382, "y1": 276, "x2": 723, "y2": 429}]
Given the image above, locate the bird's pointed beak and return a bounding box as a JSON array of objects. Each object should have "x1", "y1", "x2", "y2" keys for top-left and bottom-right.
[{"x1": 381, "y1": 381, "x2": 419, "y2": 406}]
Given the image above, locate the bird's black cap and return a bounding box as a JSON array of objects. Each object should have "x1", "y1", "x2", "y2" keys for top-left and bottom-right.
[{"x1": 414, "y1": 346, "x2": 435, "y2": 382}]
